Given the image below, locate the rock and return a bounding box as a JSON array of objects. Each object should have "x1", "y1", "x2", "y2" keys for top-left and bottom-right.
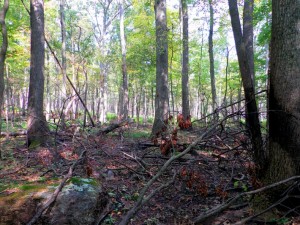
[
  {"x1": 49, "y1": 178, "x2": 108, "y2": 225},
  {"x1": 0, "y1": 178, "x2": 108, "y2": 225}
]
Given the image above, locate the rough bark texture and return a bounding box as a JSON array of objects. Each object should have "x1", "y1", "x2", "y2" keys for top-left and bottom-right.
[
  {"x1": 266, "y1": 0, "x2": 300, "y2": 182},
  {"x1": 243, "y1": 0, "x2": 254, "y2": 90},
  {"x1": 27, "y1": 0, "x2": 49, "y2": 146},
  {"x1": 228, "y1": 0, "x2": 264, "y2": 171},
  {"x1": 208, "y1": 0, "x2": 217, "y2": 113},
  {"x1": 118, "y1": 0, "x2": 129, "y2": 120},
  {"x1": 152, "y1": 0, "x2": 169, "y2": 136},
  {"x1": 0, "y1": 0, "x2": 9, "y2": 126},
  {"x1": 60, "y1": 0, "x2": 67, "y2": 129},
  {"x1": 181, "y1": 0, "x2": 190, "y2": 120}
]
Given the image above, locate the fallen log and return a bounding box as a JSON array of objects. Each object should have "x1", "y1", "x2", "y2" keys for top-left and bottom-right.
[{"x1": 97, "y1": 119, "x2": 132, "y2": 135}]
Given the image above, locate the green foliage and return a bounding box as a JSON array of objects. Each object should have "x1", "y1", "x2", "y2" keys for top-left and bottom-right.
[
  {"x1": 103, "y1": 215, "x2": 116, "y2": 225},
  {"x1": 68, "y1": 177, "x2": 98, "y2": 186},
  {"x1": 254, "y1": 0, "x2": 271, "y2": 46},
  {"x1": 124, "y1": 130, "x2": 150, "y2": 139},
  {"x1": 19, "y1": 184, "x2": 41, "y2": 191},
  {"x1": 106, "y1": 112, "x2": 118, "y2": 122}
]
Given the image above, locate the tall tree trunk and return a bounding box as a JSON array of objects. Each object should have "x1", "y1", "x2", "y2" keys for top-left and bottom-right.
[
  {"x1": 181, "y1": 0, "x2": 190, "y2": 120},
  {"x1": 45, "y1": 50, "x2": 51, "y2": 121},
  {"x1": 266, "y1": 0, "x2": 300, "y2": 182},
  {"x1": 152, "y1": 0, "x2": 169, "y2": 136},
  {"x1": 0, "y1": 0, "x2": 9, "y2": 151},
  {"x1": 243, "y1": 0, "x2": 255, "y2": 91},
  {"x1": 27, "y1": 0, "x2": 49, "y2": 146},
  {"x1": 83, "y1": 67, "x2": 88, "y2": 127},
  {"x1": 60, "y1": 0, "x2": 67, "y2": 129},
  {"x1": 118, "y1": 0, "x2": 128, "y2": 120},
  {"x1": 208, "y1": 0, "x2": 217, "y2": 115},
  {"x1": 228, "y1": 0, "x2": 264, "y2": 172}
]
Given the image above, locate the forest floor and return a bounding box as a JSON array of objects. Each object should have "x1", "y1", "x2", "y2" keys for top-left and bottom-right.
[{"x1": 0, "y1": 121, "x2": 299, "y2": 225}]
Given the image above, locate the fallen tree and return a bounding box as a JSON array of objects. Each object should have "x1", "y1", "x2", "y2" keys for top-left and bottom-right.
[{"x1": 97, "y1": 119, "x2": 132, "y2": 135}]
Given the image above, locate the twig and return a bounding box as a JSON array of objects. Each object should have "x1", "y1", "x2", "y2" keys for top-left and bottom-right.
[
  {"x1": 119, "y1": 172, "x2": 176, "y2": 225},
  {"x1": 233, "y1": 195, "x2": 289, "y2": 225},
  {"x1": 26, "y1": 150, "x2": 87, "y2": 225},
  {"x1": 119, "y1": 123, "x2": 219, "y2": 225},
  {"x1": 193, "y1": 176, "x2": 300, "y2": 224}
]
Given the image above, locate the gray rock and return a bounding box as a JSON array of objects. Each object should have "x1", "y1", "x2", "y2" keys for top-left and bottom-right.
[{"x1": 49, "y1": 178, "x2": 108, "y2": 225}]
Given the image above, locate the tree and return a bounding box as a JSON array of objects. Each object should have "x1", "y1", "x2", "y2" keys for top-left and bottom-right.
[
  {"x1": 152, "y1": 0, "x2": 169, "y2": 136},
  {"x1": 0, "y1": 0, "x2": 9, "y2": 159},
  {"x1": 243, "y1": 0, "x2": 254, "y2": 90},
  {"x1": 0, "y1": 0, "x2": 9, "y2": 125},
  {"x1": 27, "y1": 0, "x2": 49, "y2": 146},
  {"x1": 228, "y1": 0, "x2": 264, "y2": 172},
  {"x1": 181, "y1": 0, "x2": 190, "y2": 120},
  {"x1": 59, "y1": 0, "x2": 68, "y2": 129},
  {"x1": 208, "y1": 0, "x2": 217, "y2": 114},
  {"x1": 118, "y1": 0, "x2": 128, "y2": 120},
  {"x1": 266, "y1": 0, "x2": 300, "y2": 182}
]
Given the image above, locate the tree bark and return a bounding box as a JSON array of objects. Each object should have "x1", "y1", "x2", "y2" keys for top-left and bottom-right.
[
  {"x1": 0, "y1": 0, "x2": 8, "y2": 159},
  {"x1": 151, "y1": 0, "x2": 169, "y2": 136},
  {"x1": 118, "y1": 0, "x2": 128, "y2": 120},
  {"x1": 266, "y1": 0, "x2": 300, "y2": 182},
  {"x1": 228, "y1": 0, "x2": 264, "y2": 172},
  {"x1": 181, "y1": 0, "x2": 190, "y2": 120},
  {"x1": 0, "y1": 0, "x2": 9, "y2": 135},
  {"x1": 208, "y1": 0, "x2": 217, "y2": 115},
  {"x1": 59, "y1": 0, "x2": 67, "y2": 129},
  {"x1": 27, "y1": 0, "x2": 49, "y2": 146},
  {"x1": 243, "y1": 0, "x2": 255, "y2": 91}
]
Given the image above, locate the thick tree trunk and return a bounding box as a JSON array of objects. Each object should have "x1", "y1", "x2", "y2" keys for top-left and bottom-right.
[
  {"x1": 118, "y1": 0, "x2": 128, "y2": 120},
  {"x1": 266, "y1": 0, "x2": 300, "y2": 182},
  {"x1": 208, "y1": 0, "x2": 217, "y2": 115},
  {"x1": 27, "y1": 0, "x2": 49, "y2": 146},
  {"x1": 181, "y1": 0, "x2": 190, "y2": 120},
  {"x1": 151, "y1": 0, "x2": 169, "y2": 136},
  {"x1": 228, "y1": 0, "x2": 264, "y2": 172}
]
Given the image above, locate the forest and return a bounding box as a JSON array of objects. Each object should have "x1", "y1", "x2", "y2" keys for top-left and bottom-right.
[{"x1": 0, "y1": 0, "x2": 299, "y2": 224}]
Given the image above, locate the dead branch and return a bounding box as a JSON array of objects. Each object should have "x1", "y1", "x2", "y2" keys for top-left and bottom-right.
[
  {"x1": 119, "y1": 172, "x2": 176, "y2": 225},
  {"x1": 118, "y1": 123, "x2": 219, "y2": 225},
  {"x1": 98, "y1": 119, "x2": 131, "y2": 135},
  {"x1": 193, "y1": 176, "x2": 300, "y2": 224},
  {"x1": 26, "y1": 150, "x2": 87, "y2": 225}
]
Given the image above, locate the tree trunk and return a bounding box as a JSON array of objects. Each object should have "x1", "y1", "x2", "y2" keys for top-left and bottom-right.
[
  {"x1": 59, "y1": 0, "x2": 67, "y2": 129},
  {"x1": 27, "y1": 0, "x2": 49, "y2": 146},
  {"x1": 243, "y1": 0, "x2": 255, "y2": 91},
  {"x1": 118, "y1": 0, "x2": 129, "y2": 120},
  {"x1": 228, "y1": 0, "x2": 264, "y2": 172},
  {"x1": 266, "y1": 0, "x2": 300, "y2": 182},
  {"x1": 152, "y1": 0, "x2": 169, "y2": 136},
  {"x1": 208, "y1": 0, "x2": 217, "y2": 115},
  {"x1": 181, "y1": 0, "x2": 190, "y2": 120},
  {"x1": 0, "y1": 0, "x2": 9, "y2": 145}
]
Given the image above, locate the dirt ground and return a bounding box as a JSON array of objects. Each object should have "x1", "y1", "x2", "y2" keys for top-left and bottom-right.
[{"x1": 0, "y1": 122, "x2": 299, "y2": 225}]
